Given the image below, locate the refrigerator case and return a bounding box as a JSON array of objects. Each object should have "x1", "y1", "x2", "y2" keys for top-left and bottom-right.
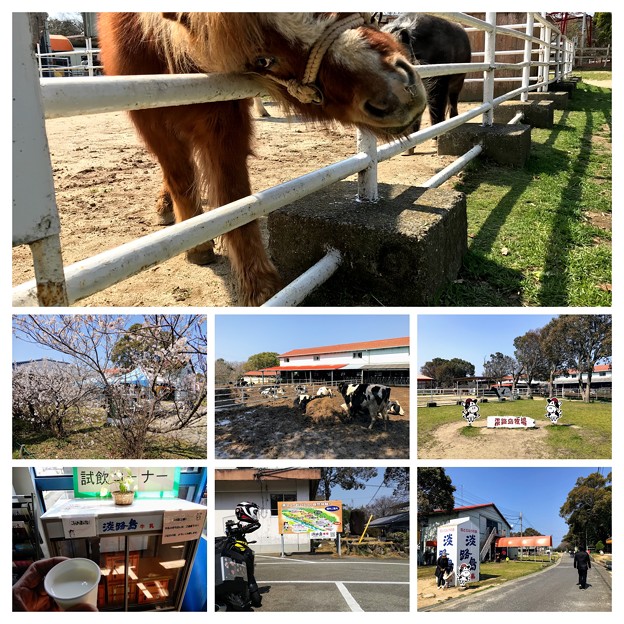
[{"x1": 40, "y1": 498, "x2": 206, "y2": 611}]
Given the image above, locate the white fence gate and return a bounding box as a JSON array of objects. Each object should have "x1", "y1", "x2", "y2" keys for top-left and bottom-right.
[{"x1": 12, "y1": 12, "x2": 574, "y2": 307}]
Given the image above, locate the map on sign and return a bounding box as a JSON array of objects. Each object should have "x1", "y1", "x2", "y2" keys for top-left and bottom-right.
[{"x1": 278, "y1": 500, "x2": 342, "y2": 535}]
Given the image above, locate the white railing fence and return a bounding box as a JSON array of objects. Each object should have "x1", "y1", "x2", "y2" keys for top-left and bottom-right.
[{"x1": 13, "y1": 12, "x2": 574, "y2": 307}]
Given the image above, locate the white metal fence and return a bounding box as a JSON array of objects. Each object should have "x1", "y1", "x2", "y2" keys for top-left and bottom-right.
[{"x1": 13, "y1": 12, "x2": 574, "y2": 307}]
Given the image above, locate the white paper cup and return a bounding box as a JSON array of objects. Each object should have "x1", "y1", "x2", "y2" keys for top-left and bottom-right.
[{"x1": 44, "y1": 558, "x2": 101, "y2": 610}]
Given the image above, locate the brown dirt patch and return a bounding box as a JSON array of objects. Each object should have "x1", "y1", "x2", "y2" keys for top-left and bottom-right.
[
  {"x1": 215, "y1": 386, "x2": 410, "y2": 459},
  {"x1": 13, "y1": 102, "x2": 465, "y2": 306},
  {"x1": 419, "y1": 418, "x2": 581, "y2": 459}
]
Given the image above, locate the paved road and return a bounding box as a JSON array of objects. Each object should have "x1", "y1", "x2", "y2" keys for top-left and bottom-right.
[
  {"x1": 426, "y1": 555, "x2": 611, "y2": 612},
  {"x1": 254, "y1": 554, "x2": 410, "y2": 612}
]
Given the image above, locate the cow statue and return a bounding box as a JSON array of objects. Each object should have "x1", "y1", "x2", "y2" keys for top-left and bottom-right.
[
  {"x1": 461, "y1": 398, "x2": 480, "y2": 425},
  {"x1": 545, "y1": 397, "x2": 562, "y2": 424},
  {"x1": 457, "y1": 563, "x2": 472, "y2": 589}
]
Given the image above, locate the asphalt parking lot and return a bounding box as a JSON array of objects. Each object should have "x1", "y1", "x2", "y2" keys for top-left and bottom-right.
[{"x1": 254, "y1": 554, "x2": 410, "y2": 612}]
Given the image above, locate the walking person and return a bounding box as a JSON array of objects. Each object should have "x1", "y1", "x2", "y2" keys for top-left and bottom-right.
[
  {"x1": 574, "y1": 546, "x2": 592, "y2": 590},
  {"x1": 435, "y1": 550, "x2": 450, "y2": 589}
]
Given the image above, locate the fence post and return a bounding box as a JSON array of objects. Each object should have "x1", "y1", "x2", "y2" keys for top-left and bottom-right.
[
  {"x1": 482, "y1": 12, "x2": 497, "y2": 126},
  {"x1": 356, "y1": 129, "x2": 378, "y2": 201},
  {"x1": 13, "y1": 12, "x2": 68, "y2": 306},
  {"x1": 554, "y1": 32, "x2": 562, "y2": 82},
  {"x1": 544, "y1": 17, "x2": 552, "y2": 85},
  {"x1": 521, "y1": 13, "x2": 535, "y2": 102}
]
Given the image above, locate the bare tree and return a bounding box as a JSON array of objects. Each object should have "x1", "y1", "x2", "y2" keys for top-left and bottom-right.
[
  {"x1": 13, "y1": 315, "x2": 207, "y2": 458},
  {"x1": 513, "y1": 330, "x2": 547, "y2": 397}
]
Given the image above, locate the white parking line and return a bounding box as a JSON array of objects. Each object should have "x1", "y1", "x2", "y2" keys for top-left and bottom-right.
[
  {"x1": 336, "y1": 582, "x2": 364, "y2": 612},
  {"x1": 259, "y1": 581, "x2": 409, "y2": 584}
]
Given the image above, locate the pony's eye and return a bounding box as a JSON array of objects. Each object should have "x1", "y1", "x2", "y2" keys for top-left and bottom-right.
[{"x1": 255, "y1": 57, "x2": 275, "y2": 70}]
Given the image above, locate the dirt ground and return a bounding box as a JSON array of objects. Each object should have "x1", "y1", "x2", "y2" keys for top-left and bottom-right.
[
  {"x1": 12, "y1": 101, "x2": 462, "y2": 306},
  {"x1": 214, "y1": 386, "x2": 410, "y2": 459},
  {"x1": 419, "y1": 418, "x2": 581, "y2": 459}
]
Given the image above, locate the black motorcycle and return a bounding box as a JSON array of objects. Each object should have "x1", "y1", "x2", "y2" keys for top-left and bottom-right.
[{"x1": 215, "y1": 519, "x2": 262, "y2": 611}]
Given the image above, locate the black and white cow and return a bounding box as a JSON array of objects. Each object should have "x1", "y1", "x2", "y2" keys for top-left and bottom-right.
[
  {"x1": 293, "y1": 394, "x2": 315, "y2": 411},
  {"x1": 338, "y1": 382, "x2": 391, "y2": 430},
  {"x1": 316, "y1": 386, "x2": 334, "y2": 398},
  {"x1": 294, "y1": 384, "x2": 308, "y2": 394},
  {"x1": 387, "y1": 400, "x2": 404, "y2": 416}
]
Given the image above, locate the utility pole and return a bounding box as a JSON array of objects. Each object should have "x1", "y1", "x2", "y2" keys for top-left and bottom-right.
[{"x1": 520, "y1": 512, "x2": 523, "y2": 560}]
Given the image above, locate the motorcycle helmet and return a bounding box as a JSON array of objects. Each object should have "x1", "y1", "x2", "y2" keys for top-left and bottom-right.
[{"x1": 235, "y1": 501, "x2": 259, "y2": 522}]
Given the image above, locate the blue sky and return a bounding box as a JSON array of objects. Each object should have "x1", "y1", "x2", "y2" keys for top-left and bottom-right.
[
  {"x1": 444, "y1": 467, "x2": 611, "y2": 546},
  {"x1": 417, "y1": 314, "x2": 559, "y2": 375},
  {"x1": 13, "y1": 315, "x2": 156, "y2": 363},
  {"x1": 215, "y1": 314, "x2": 409, "y2": 362},
  {"x1": 330, "y1": 468, "x2": 404, "y2": 508}
]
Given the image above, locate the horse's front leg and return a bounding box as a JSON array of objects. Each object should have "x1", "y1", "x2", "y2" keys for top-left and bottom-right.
[
  {"x1": 197, "y1": 101, "x2": 282, "y2": 306},
  {"x1": 128, "y1": 109, "x2": 215, "y2": 264}
]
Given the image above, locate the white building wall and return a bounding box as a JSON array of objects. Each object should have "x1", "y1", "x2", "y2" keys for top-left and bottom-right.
[
  {"x1": 215, "y1": 479, "x2": 313, "y2": 553},
  {"x1": 281, "y1": 346, "x2": 409, "y2": 367}
]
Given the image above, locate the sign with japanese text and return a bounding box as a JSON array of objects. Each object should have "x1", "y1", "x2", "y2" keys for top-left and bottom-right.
[
  {"x1": 73, "y1": 467, "x2": 181, "y2": 498},
  {"x1": 278, "y1": 500, "x2": 342, "y2": 535},
  {"x1": 162, "y1": 508, "x2": 207, "y2": 544},
  {"x1": 487, "y1": 416, "x2": 536, "y2": 429},
  {"x1": 98, "y1": 514, "x2": 163, "y2": 535},
  {"x1": 436, "y1": 518, "x2": 480, "y2": 587},
  {"x1": 62, "y1": 514, "x2": 96, "y2": 539}
]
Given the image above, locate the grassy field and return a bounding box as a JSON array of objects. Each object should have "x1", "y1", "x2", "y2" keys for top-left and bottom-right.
[
  {"x1": 436, "y1": 77, "x2": 611, "y2": 306},
  {"x1": 419, "y1": 558, "x2": 556, "y2": 589},
  {"x1": 12, "y1": 408, "x2": 207, "y2": 460},
  {"x1": 418, "y1": 398, "x2": 611, "y2": 458}
]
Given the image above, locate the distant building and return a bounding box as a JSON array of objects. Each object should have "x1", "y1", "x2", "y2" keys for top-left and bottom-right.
[
  {"x1": 420, "y1": 503, "x2": 512, "y2": 564},
  {"x1": 245, "y1": 337, "x2": 409, "y2": 386}
]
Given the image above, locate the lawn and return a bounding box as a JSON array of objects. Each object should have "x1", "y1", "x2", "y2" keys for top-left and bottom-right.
[
  {"x1": 417, "y1": 398, "x2": 611, "y2": 458},
  {"x1": 418, "y1": 558, "x2": 556, "y2": 591},
  {"x1": 12, "y1": 407, "x2": 207, "y2": 460},
  {"x1": 436, "y1": 78, "x2": 611, "y2": 306}
]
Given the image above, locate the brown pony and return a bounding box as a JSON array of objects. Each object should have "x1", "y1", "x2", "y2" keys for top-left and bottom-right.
[{"x1": 97, "y1": 13, "x2": 427, "y2": 305}]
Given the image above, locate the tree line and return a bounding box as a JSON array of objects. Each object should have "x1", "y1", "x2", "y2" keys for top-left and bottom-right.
[
  {"x1": 420, "y1": 315, "x2": 611, "y2": 402},
  {"x1": 215, "y1": 351, "x2": 280, "y2": 385}
]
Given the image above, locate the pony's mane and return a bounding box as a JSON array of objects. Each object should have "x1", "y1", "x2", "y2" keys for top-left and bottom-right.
[{"x1": 137, "y1": 13, "x2": 338, "y2": 74}]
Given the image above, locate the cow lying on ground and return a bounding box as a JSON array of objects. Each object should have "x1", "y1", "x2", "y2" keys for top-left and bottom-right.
[
  {"x1": 387, "y1": 400, "x2": 404, "y2": 416},
  {"x1": 316, "y1": 386, "x2": 334, "y2": 398},
  {"x1": 294, "y1": 384, "x2": 308, "y2": 394},
  {"x1": 338, "y1": 382, "x2": 391, "y2": 430},
  {"x1": 261, "y1": 386, "x2": 285, "y2": 399},
  {"x1": 293, "y1": 394, "x2": 316, "y2": 411}
]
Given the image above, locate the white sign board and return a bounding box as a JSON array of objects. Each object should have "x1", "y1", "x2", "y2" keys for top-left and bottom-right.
[
  {"x1": 310, "y1": 530, "x2": 337, "y2": 539},
  {"x1": 436, "y1": 518, "x2": 480, "y2": 587},
  {"x1": 62, "y1": 515, "x2": 96, "y2": 539},
  {"x1": 162, "y1": 508, "x2": 207, "y2": 544},
  {"x1": 74, "y1": 467, "x2": 179, "y2": 497},
  {"x1": 487, "y1": 416, "x2": 536, "y2": 428}
]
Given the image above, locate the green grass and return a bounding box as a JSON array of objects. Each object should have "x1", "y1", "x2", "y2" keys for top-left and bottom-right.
[
  {"x1": 459, "y1": 425, "x2": 482, "y2": 437},
  {"x1": 418, "y1": 558, "x2": 555, "y2": 589},
  {"x1": 572, "y1": 70, "x2": 612, "y2": 82},
  {"x1": 436, "y1": 80, "x2": 611, "y2": 306},
  {"x1": 13, "y1": 408, "x2": 206, "y2": 460},
  {"x1": 418, "y1": 398, "x2": 611, "y2": 458}
]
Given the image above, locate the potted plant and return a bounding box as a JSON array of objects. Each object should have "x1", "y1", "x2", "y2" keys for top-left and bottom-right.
[{"x1": 100, "y1": 468, "x2": 137, "y2": 505}]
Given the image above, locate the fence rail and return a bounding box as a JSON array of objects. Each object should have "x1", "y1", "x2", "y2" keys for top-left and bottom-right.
[{"x1": 13, "y1": 12, "x2": 575, "y2": 306}]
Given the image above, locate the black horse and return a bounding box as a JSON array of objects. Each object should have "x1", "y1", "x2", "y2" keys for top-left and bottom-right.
[{"x1": 383, "y1": 13, "x2": 471, "y2": 154}]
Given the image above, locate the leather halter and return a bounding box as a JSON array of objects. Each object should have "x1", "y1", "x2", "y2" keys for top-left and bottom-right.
[{"x1": 255, "y1": 13, "x2": 369, "y2": 105}]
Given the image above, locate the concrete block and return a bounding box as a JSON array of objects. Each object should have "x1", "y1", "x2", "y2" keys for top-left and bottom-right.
[
  {"x1": 493, "y1": 100, "x2": 554, "y2": 128},
  {"x1": 267, "y1": 181, "x2": 467, "y2": 306},
  {"x1": 437, "y1": 122, "x2": 531, "y2": 167},
  {"x1": 549, "y1": 80, "x2": 576, "y2": 96},
  {"x1": 527, "y1": 91, "x2": 569, "y2": 108}
]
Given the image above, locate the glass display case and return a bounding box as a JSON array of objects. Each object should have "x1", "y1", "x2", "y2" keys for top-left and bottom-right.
[{"x1": 40, "y1": 498, "x2": 206, "y2": 611}]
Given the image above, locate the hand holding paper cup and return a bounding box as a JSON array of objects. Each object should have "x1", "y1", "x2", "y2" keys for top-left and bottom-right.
[{"x1": 44, "y1": 558, "x2": 101, "y2": 610}]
